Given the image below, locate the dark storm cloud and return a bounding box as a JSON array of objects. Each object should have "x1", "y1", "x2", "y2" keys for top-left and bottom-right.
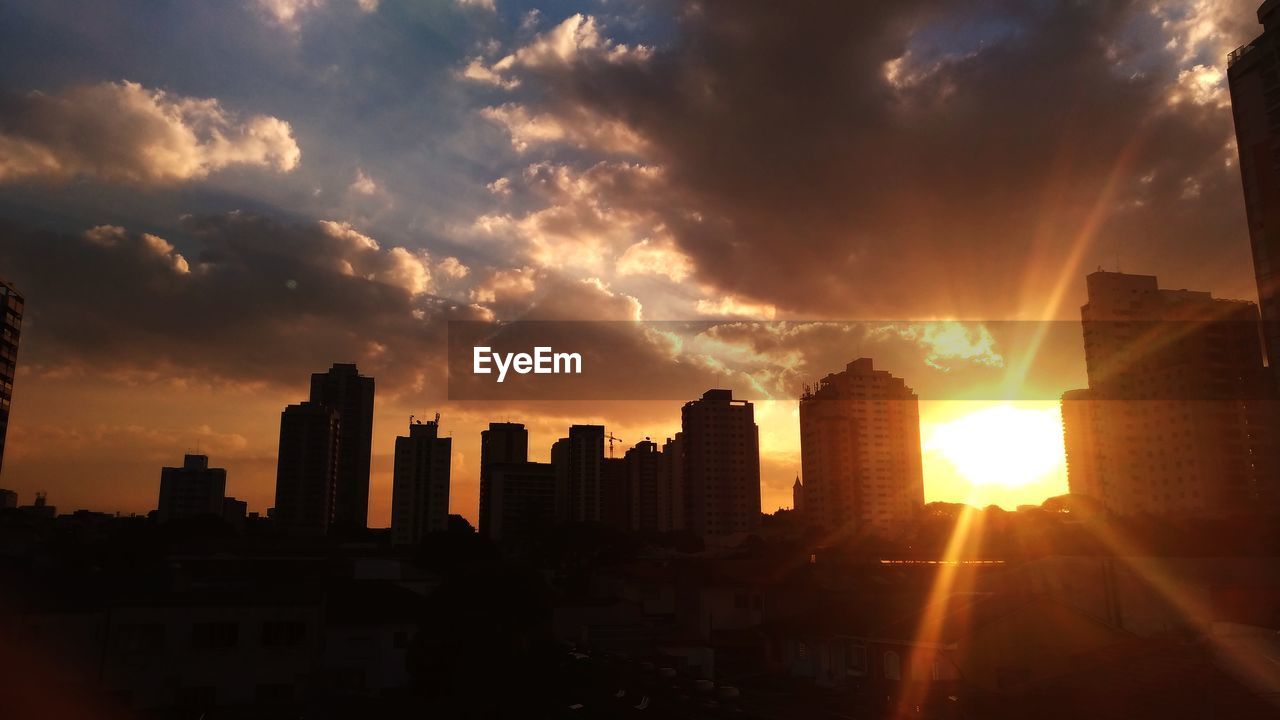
[
  {"x1": 482, "y1": 0, "x2": 1259, "y2": 316},
  {"x1": 0, "y1": 214, "x2": 486, "y2": 394}
]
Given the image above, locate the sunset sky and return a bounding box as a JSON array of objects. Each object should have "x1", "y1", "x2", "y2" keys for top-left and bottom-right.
[{"x1": 0, "y1": 0, "x2": 1268, "y2": 525}]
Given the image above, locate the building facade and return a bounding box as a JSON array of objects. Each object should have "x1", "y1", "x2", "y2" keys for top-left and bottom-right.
[
  {"x1": 799, "y1": 358, "x2": 924, "y2": 535},
  {"x1": 390, "y1": 418, "x2": 452, "y2": 545},
  {"x1": 681, "y1": 389, "x2": 761, "y2": 537},
  {"x1": 1228, "y1": 0, "x2": 1280, "y2": 386},
  {"x1": 273, "y1": 401, "x2": 340, "y2": 535},
  {"x1": 157, "y1": 454, "x2": 228, "y2": 523},
  {"x1": 309, "y1": 364, "x2": 375, "y2": 531},
  {"x1": 553, "y1": 424, "x2": 604, "y2": 523},
  {"x1": 1061, "y1": 271, "x2": 1279, "y2": 516},
  {"x1": 478, "y1": 422, "x2": 529, "y2": 539},
  {"x1": 486, "y1": 461, "x2": 558, "y2": 545},
  {"x1": 0, "y1": 279, "x2": 21, "y2": 476}
]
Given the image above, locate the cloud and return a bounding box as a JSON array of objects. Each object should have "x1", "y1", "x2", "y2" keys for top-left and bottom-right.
[
  {"x1": 255, "y1": 0, "x2": 377, "y2": 31},
  {"x1": 460, "y1": 14, "x2": 652, "y2": 90},
  {"x1": 616, "y1": 238, "x2": 694, "y2": 282},
  {"x1": 695, "y1": 296, "x2": 778, "y2": 320},
  {"x1": 463, "y1": 1, "x2": 1260, "y2": 320},
  {"x1": 0, "y1": 215, "x2": 485, "y2": 393},
  {"x1": 349, "y1": 167, "x2": 380, "y2": 195},
  {"x1": 456, "y1": 0, "x2": 495, "y2": 11},
  {"x1": 875, "y1": 321, "x2": 1005, "y2": 372},
  {"x1": 0, "y1": 81, "x2": 300, "y2": 184}
]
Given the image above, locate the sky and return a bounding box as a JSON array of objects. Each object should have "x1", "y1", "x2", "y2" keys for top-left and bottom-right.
[{"x1": 0, "y1": 0, "x2": 1268, "y2": 525}]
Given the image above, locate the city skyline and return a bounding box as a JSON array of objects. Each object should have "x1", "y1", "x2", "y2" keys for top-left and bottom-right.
[{"x1": 0, "y1": 1, "x2": 1272, "y2": 525}]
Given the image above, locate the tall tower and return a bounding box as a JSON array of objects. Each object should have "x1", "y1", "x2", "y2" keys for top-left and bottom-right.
[
  {"x1": 479, "y1": 422, "x2": 529, "y2": 538},
  {"x1": 0, "y1": 279, "x2": 22, "y2": 476},
  {"x1": 553, "y1": 424, "x2": 604, "y2": 523},
  {"x1": 799, "y1": 358, "x2": 924, "y2": 536},
  {"x1": 273, "y1": 401, "x2": 340, "y2": 535},
  {"x1": 1061, "y1": 271, "x2": 1278, "y2": 516},
  {"x1": 681, "y1": 389, "x2": 761, "y2": 537},
  {"x1": 390, "y1": 417, "x2": 452, "y2": 545},
  {"x1": 1228, "y1": 1, "x2": 1280, "y2": 385},
  {"x1": 309, "y1": 363, "x2": 375, "y2": 530}
]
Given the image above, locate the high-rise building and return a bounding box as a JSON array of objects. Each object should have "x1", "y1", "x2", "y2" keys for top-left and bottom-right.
[
  {"x1": 390, "y1": 417, "x2": 451, "y2": 545},
  {"x1": 0, "y1": 279, "x2": 22, "y2": 476},
  {"x1": 625, "y1": 439, "x2": 663, "y2": 533},
  {"x1": 658, "y1": 434, "x2": 685, "y2": 532},
  {"x1": 1061, "y1": 271, "x2": 1279, "y2": 516},
  {"x1": 157, "y1": 454, "x2": 227, "y2": 522},
  {"x1": 601, "y1": 456, "x2": 630, "y2": 529},
  {"x1": 486, "y1": 461, "x2": 557, "y2": 545},
  {"x1": 309, "y1": 363, "x2": 375, "y2": 530},
  {"x1": 273, "y1": 401, "x2": 340, "y2": 535},
  {"x1": 1229, "y1": 2, "x2": 1280, "y2": 384},
  {"x1": 681, "y1": 389, "x2": 761, "y2": 537},
  {"x1": 553, "y1": 424, "x2": 604, "y2": 523},
  {"x1": 479, "y1": 422, "x2": 529, "y2": 538},
  {"x1": 799, "y1": 358, "x2": 925, "y2": 535}
]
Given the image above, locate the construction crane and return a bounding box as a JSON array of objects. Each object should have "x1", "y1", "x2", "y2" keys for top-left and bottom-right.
[{"x1": 606, "y1": 432, "x2": 624, "y2": 458}]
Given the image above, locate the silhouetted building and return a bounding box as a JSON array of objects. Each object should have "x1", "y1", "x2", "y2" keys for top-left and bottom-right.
[
  {"x1": 0, "y1": 279, "x2": 21, "y2": 476},
  {"x1": 792, "y1": 476, "x2": 804, "y2": 514},
  {"x1": 682, "y1": 389, "x2": 761, "y2": 537},
  {"x1": 157, "y1": 454, "x2": 227, "y2": 523},
  {"x1": 307, "y1": 363, "x2": 375, "y2": 531},
  {"x1": 0, "y1": 487, "x2": 15, "y2": 509},
  {"x1": 19, "y1": 491, "x2": 54, "y2": 519},
  {"x1": 1061, "y1": 271, "x2": 1280, "y2": 516},
  {"x1": 222, "y1": 496, "x2": 247, "y2": 526},
  {"x1": 487, "y1": 461, "x2": 557, "y2": 544},
  {"x1": 478, "y1": 422, "x2": 529, "y2": 539},
  {"x1": 554, "y1": 424, "x2": 604, "y2": 523},
  {"x1": 625, "y1": 439, "x2": 663, "y2": 533},
  {"x1": 658, "y1": 434, "x2": 685, "y2": 532},
  {"x1": 601, "y1": 456, "x2": 630, "y2": 529},
  {"x1": 799, "y1": 358, "x2": 925, "y2": 535},
  {"x1": 273, "y1": 401, "x2": 340, "y2": 535},
  {"x1": 390, "y1": 417, "x2": 451, "y2": 545},
  {"x1": 1229, "y1": 2, "x2": 1280, "y2": 384}
]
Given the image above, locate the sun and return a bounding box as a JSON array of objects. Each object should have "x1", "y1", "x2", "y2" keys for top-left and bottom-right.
[{"x1": 923, "y1": 403, "x2": 1065, "y2": 490}]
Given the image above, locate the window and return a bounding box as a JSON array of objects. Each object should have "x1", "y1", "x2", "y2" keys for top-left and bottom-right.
[
  {"x1": 883, "y1": 651, "x2": 901, "y2": 681},
  {"x1": 190, "y1": 621, "x2": 238, "y2": 650},
  {"x1": 846, "y1": 641, "x2": 868, "y2": 676}
]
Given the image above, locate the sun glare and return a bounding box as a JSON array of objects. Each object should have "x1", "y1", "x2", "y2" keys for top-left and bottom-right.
[{"x1": 924, "y1": 403, "x2": 1065, "y2": 490}]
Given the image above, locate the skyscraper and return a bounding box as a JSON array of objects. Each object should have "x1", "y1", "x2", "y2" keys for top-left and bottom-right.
[
  {"x1": 0, "y1": 279, "x2": 22, "y2": 476},
  {"x1": 273, "y1": 401, "x2": 340, "y2": 535},
  {"x1": 658, "y1": 434, "x2": 685, "y2": 532},
  {"x1": 486, "y1": 461, "x2": 557, "y2": 545},
  {"x1": 390, "y1": 417, "x2": 452, "y2": 545},
  {"x1": 624, "y1": 439, "x2": 663, "y2": 533},
  {"x1": 309, "y1": 363, "x2": 375, "y2": 530},
  {"x1": 681, "y1": 389, "x2": 761, "y2": 537},
  {"x1": 157, "y1": 454, "x2": 227, "y2": 522},
  {"x1": 1229, "y1": 3, "x2": 1280, "y2": 385},
  {"x1": 799, "y1": 358, "x2": 924, "y2": 535},
  {"x1": 553, "y1": 424, "x2": 604, "y2": 523},
  {"x1": 479, "y1": 422, "x2": 529, "y2": 538},
  {"x1": 1061, "y1": 271, "x2": 1279, "y2": 516}
]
